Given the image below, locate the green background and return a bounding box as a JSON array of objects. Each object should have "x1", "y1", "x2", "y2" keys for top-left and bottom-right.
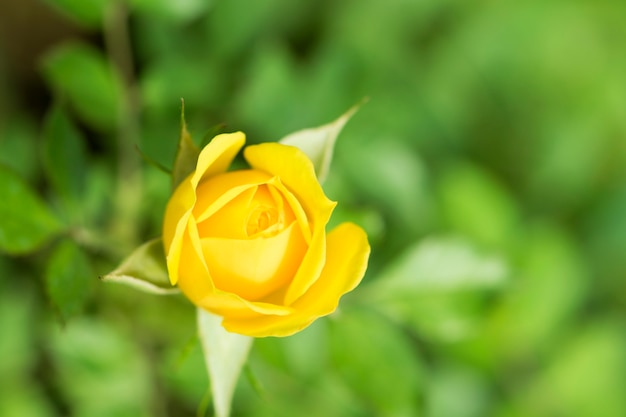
[{"x1": 1, "y1": 0, "x2": 626, "y2": 416}]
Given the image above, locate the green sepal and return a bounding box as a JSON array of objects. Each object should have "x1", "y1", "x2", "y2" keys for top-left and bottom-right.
[
  {"x1": 197, "y1": 308, "x2": 253, "y2": 417},
  {"x1": 279, "y1": 100, "x2": 364, "y2": 183},
  {"x1": 101, "y1": 238, "x2": 179, "y2": 295},
  {"x1": 172, "y1": 99, "x2": 200, "y2": 190}
]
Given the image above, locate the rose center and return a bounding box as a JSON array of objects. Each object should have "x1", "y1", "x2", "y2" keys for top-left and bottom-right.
[{"x1": 246, "y1": 205, "x2": 279, "y2": 236}]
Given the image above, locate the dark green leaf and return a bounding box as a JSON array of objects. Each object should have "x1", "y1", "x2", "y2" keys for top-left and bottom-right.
[
  {"x1": 0, "y1": 118, "x2": 39, "y2": 183},
  {"x1": 101, "y1": 238, "x2": 179, "y2": 295},
  {"x1": 0, "y1": 166, "x2": 63, "y2": 254},
  {"x1": 42, "y1": 0, "x2": 108, "y2": 28},
  {"x1": 42, "y1": 106, "x2": 88, "y2": 209},
  {"x1": 129, "y1": 0, "x2": 212, "y2": 23},
  {"x1": 172, "y1": 100, "x2": 200, "y2": 190},
  {"x1": 45, "y1": 240, "x2": 93, "y2": 321},
  {"x1": 41, "y1": 42, "x2": 123, "y2": 131}
]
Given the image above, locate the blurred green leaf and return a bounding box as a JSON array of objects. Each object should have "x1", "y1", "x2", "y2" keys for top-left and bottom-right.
[
  {"x1": 370, "y1": 236, "x2": 508, "y2": 295},
  {"x1": 0, "y1": 385, "x2": 56, "y2": 417},
  {"x1": 0, "y1": 166, "x2": 62, "y2": 254},
  {"x1": 45, "y1": 239, "x2": 93, "y2": 321},
  {"x1": 42, "y1": 0, "x2": 108, "y2": 28},
  {"x1": 101, "y1": 238, "x2": 179, "y2": 295},
  {"x1": 482, "y1": 223, "x2": 588, "y2": 361},
  {"x1": 364, "y1": 236, "x2": 508, "y2": 343},
  {"x1": 42, "y1": 106, "x2": 87, "y2": 211},
  {"x1": 161, "y1": 337, "x2": 208, "y2": 405},
  {"x1": 524, "y1": 321, "x2": 626, "y2": 417},
  {"x1": 198, "y1": 308, "x2": 253, "y2": 417},
  {"x1": 41, "y1": 42, "x2": 123, "y2": 131},
  {"x1": 330, "y1": 309, "x2": 423, "y2": 417},
  {"x1": 0, "y1": 283, "x2": 37, "y2": 379},
  {"x1": 130, "y1": 0, "x2": 212, "y2": 23},
  {"x1": 172, "y1": 100, "x2": 200, "y2": 190},
  {"x1": 280, "y1": 102, "x2": 361, "y2": 182},
  {"x1": 427, "y1": 365, "x2": 492, "y2": 417},
  {"x1": 340, "y1": 137, "x2": 432, "y2": 234},
  {"x1": 583, "y1": 184, "x2": 626, "y2": 298},
  {"x1": 49, "y1": 318, "x2": 153, "y2": 417},
  {"x1": 0, "y1": 118, "x2": 39, "y2": 183},
  {"x1": 437, "y1": 162, "x2": 521, "y2": 249}
]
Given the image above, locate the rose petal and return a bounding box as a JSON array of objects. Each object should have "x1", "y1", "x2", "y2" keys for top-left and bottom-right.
[
  {"x1": 198, "y1": 293, "x2": 294, "y2": 318},
  {"x1": 244, "y1": 143, "x2": 335, "y2": 221},
  {"x1": 194, "y1": 170, "x2": 272, "y2": 223},
  {"x1": 197, "y1": 187, "x2": 257, "y2": 239},
  {"x1": 191, "y1": 132, "x2": 246, "y2": 188},
  {"x1": 176, "y1": 218, "x2": 294, "y2": 317},
  {"x1": 244, "y1": 143, "x2": 337, "y2": 303},
  {"x1": 221, "y1": 222, "x2": 370, "y2": 337},
  {"x1": 163, "y1": 179, "x2": 195, "y2": 285},
  {"x1": 163, "y1": 132, "x2": 245, "y2": 285},
  {"x1": 201, "y1": 222, "x2": 307, "y2": 300},
  {"x1": 270, "y1": 177, "x2": 312, "y2": 244},
  {"x1": 174, "y1": 220, "x2": 215, "y2": 301}
]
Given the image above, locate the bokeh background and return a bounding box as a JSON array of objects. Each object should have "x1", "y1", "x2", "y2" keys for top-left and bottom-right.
[{"x1": 1, "y1": 0, "x2": 626, "y2": 416}]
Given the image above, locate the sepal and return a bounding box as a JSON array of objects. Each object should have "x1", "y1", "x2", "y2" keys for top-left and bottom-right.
[
  {"x1": 279, "y1": 101, "x2": 363, "y2": 182},
  {"x1": 101, "y1": 238, "x2": 179, "y2": 295},
  {"x1": 172, "y1": 99, "x2": 200, "y2": 189},
  {"x1": 198, "y1": 308, "x2": 253, "y2": 417}
]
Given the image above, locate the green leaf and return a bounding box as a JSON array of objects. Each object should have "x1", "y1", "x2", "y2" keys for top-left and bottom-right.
[
  {"x1": 362, "y1": 236, "x2": 509, "y2": 342},
  {"x1": 129, "y1": 0, "x2": 213, "y2": 23},
  {"x1": 437, "y1": 162, "x2": 521, "y2": 249},
  {"x1": 330, "y1": 308, "x2": 423, "y2": 415},
  {"x1": 368, "y1": 236, "x2": 509, "y2": 296},
  {"x1": 0, "y1": 166, "x2": 63, "y2": 254},
  {"x1": 197, "y1": 308, "x2": 253, "y2": 417},
  {"x1": 48, "y1": 318, "x2": 152, "y2": 416},
  {"x1": 0, "y1": 118, "x2": 39, "y2": 183},
  {"x1": 101, "y1": 238, "x2": 179, "y2": 295},
  {"x1": 42, "y1": 106, "x2": 88, "y2": 209},
  {"x1": 41, "y1": 42, "x2": 123, "y2": 131},
  {"x1": 42, "y1": 0, "x2": 108, "y2": 28},
  {"x1": 525, "y1": 321, "x2": 626, "y2": 417},
  {"x1": 279, "y1": 101, "x2": 362, "y2": 183},
  {"x1": 172, "y1": 100, "x2": 200, "y2": 190},
  {"x1": 45, "y1": 240, "x2": 93, "y2": 321}
]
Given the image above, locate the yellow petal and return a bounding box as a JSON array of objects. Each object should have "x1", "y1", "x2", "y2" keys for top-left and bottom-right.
[
  {"x1": 194, "y1": 170, "x2": 272, "y2": 223},
  {"x1": 284, "y1": 226, "x2": 326, "y2": 305},
  {"x1": 221, "y1": 222, "x2": 370, "y2": 337},
  {"x1": 163, "y1": 132, "x2": 245, "y2": 285},
  {"x1": 244, "y1": 143, "x2": 335, "y2": 221},
  {"x1": 244, "y1": 143, "x2": 337, "y2": 303},
  {"x1": 201, "y1": 222, "x2": 307, "y2": 300},
  {"x1": 175, "y1": 219, "x2": 295, "y2": 318},
  {"x1": 175, "y1": 219, "x2": 215, "y2": 300},
  {"x1": 163, "y1": 179, "x2": 195, "y2": 285},
  {"x1": 197, "y1": 187, "x2": 257, "y2": 239},
  {"x1": 191, "y1": 132, "x2": 246, "y2": 188},
  {"x1": 198, "y1": 293, "x2": 294, "y2": 318},
  {"x1": 270, "y1": 177, "x2": 312, "y2": 244}
]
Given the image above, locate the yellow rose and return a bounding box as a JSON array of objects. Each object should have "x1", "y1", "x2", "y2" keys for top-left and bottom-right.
[{"x1": 162, "y1": 132, "x2": 370, "y2": 337}]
